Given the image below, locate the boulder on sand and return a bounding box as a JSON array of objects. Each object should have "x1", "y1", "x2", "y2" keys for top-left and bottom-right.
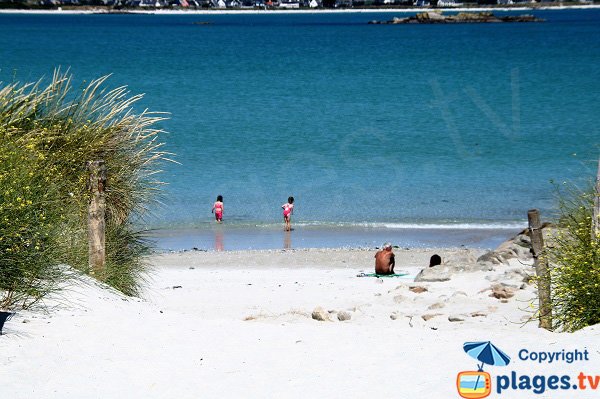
[
  {"x1": 414, "y1": 266, "x2": 452, "y2": 282},
  {"x1": 337, "y1": 311, "x2": 352, "y2": 321},
  {"x1": 489, "y1": 283, "x2": 516, "y2": 299},
  {"x1": 312, "y1": 306, "x2": 330, "y2": 321}
]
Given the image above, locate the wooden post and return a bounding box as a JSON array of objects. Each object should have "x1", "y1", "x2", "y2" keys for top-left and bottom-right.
[
  {"x1": 88, "y1": 160, "x2": 106, "y2": 277},
  {"x1": 528, "y1": 209, "x2": 552, "y2": 330},
  {"x1": 593, "y1": 159, "x2": 600, "y2": 241}
]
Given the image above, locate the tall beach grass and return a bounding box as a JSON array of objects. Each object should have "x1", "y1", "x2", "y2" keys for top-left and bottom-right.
[
  {"x1": 547, "y1": 182, "x2": 600, "y2": 332},
  {"x1": 0, "y1": 70, "x2": 170, "y2": 308}
]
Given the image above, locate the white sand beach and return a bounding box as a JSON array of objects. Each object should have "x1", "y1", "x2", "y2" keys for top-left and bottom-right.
[{"x1": 1, "y1": 244, "x2": 599, "y2": 398}]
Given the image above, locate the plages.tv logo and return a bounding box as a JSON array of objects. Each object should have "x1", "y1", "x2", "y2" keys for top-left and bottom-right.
[{"x1": 457, "y1": 341, "x2": 511, "y2": 399}]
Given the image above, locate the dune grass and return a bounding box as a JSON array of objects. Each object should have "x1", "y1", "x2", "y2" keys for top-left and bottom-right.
[
  {"x1": 548, "y1": 183, "x2": 600, "y2": 332},
  {"x1": 0, "y1": 70, "x2": 170, "y2": 308}
]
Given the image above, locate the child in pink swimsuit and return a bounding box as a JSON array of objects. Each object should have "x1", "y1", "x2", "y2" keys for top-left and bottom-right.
[
  {"x1": 212, "y1": 195, "x2": 224, "y2": 223},
  {"x1": 281, "y1": 196, "x2": 294, "y2": 231}
]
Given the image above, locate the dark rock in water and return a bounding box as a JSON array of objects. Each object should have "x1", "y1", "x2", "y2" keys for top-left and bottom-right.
[{"x1": 369, "y1": 12, "x2": 544, "y2": 25}]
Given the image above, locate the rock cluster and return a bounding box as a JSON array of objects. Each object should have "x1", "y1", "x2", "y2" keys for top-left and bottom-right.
[
  {"x1": 369, "y1": 12, "x2": 544, "y2": 25},
  {"x1": 414, "y1": 227, "x2": 551, "y2": 283},
  {"x1": 311, "y1": 307, "x2": 353, "y2": 322}
]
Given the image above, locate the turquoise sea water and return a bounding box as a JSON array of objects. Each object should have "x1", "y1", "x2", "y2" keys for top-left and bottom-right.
[{"x1": 1, "y1": 10, "x2": 599, "y2": 249}]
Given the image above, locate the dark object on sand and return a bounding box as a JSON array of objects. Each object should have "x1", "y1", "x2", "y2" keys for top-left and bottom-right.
[
  {"x1": 429, "y1": 254, "x2": 442, "y2": 267},
  {"x1": 368, "y1": 12, "x2": 544, "y2": 25},
  {"x1": 0, "y1": 311, "x2": 14, "y2": 335}
]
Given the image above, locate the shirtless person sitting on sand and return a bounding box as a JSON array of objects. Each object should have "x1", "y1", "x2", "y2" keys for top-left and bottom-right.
[{"x1": 374, "y1": 242, "x2": 395, "y2": 275}]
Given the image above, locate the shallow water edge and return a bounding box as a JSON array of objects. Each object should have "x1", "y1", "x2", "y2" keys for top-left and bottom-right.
[{"x1": 148, "y1": 223, "x2": 522, "y2": 251}]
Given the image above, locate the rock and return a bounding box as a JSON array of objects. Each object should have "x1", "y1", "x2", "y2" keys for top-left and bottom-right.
[
  {"x1": 422, "y1": 313, "x2": 443, "y2": 321},
  {"x1": 477, "y1": 251, "x2": 504, "y2": 265},
  {"x1": 470, "y1": 311, "x2": 488, "y2": 317},
  {"x1": 414, "y1": 266, "x2": 451, "y2": 282},
  {"x1": 428, "y1": 302, "x2": 445, "y2": 310},
  {"x1": 369, "y1": 11, "x2": 544, "y2": 25},
  {"x1": 337, "y1": 311, "x2": 352, "y2": 321},
  {"x1": 393, "y1": 294, "x2": 406, "y2": 303},
  {"x1": 445, "y1": 252, "x2": 478, "y2": 266},
  {"x1": 448, "y1": 315, "x2": 466, "y2": 322},
  {"x1": 476, "y1": 230, "x2": 540, "y2": 269},
  {"x1": 489, "y1": 283, "x2": 516, "y2": 299},
  {"x1": 311, "y1": 306, "x2": 330, "y2": 322},
  {"x1": 416, "y1": 254, "x2": 493, "y2": 280},
  {"x1": 409, "y1": 286, "x2": 428, "y2": 294},
  {"x1": 452, "y1": 291, "x2": 468, "y2": 297},
  {"x1": 390, "y1": 312, "x2": 399, "y2": 320},
  {"x1": 486, "y1": 268, "x2": 533, "y2": 283},
  {"x1": 427, "y1": 11, "x2": 445, "y2": 20}
]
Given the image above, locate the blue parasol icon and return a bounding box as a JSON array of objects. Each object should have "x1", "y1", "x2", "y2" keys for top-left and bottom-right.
[
  {"x1": 463, "y1": 341, "x2": 511, "y2": 394},
  {"x1": 463, "y1": 341, "x2": 511, "y2": 371}
]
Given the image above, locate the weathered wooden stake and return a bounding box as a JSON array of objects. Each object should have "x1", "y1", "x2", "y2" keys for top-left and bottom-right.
[
  {"x1": 528, "y1": 209, "x2": 552, "y2": 330},
  {"x1": 88, "y1": 160, "x2": 106, "y2": 277},
  {"x1": 593, "y1": 159, "x2": 600, "y2": 241}
]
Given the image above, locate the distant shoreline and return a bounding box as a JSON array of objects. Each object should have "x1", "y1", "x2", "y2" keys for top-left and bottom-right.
[{"x1": 1, "y1": 4, "x2": 599, "y2": 15}]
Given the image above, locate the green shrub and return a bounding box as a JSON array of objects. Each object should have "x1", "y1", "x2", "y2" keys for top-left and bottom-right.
[
  {"x1": 0, "y1": 71, "x2": 169, "y2": 307},
  {"x1": 548, "y1": 184, "x2": 600, "y2": 332},
  {"x1": 0, "y1": 138, "x2": 67, "y2": 308}
]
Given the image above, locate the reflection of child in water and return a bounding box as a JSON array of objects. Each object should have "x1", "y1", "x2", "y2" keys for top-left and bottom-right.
[
  {"x1": 281, "y1": 196, "x2": 294, "y2": 231},
  {"x1": 212, "y1": 195, "x2": 224, "y2": 223}
]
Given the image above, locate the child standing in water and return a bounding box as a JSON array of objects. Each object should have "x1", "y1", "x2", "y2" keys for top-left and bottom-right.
[
  {"x1": 282, "y1": 196, "x2": 294, "y2": 231},
  {"x1": 212, "y1": 195, "x2": 224, "y2": 223}
]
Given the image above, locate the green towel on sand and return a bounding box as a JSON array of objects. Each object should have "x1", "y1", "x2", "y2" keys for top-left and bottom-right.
[{"x1": 356, "y1": 272, "x2": 409, "y2": 278}]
